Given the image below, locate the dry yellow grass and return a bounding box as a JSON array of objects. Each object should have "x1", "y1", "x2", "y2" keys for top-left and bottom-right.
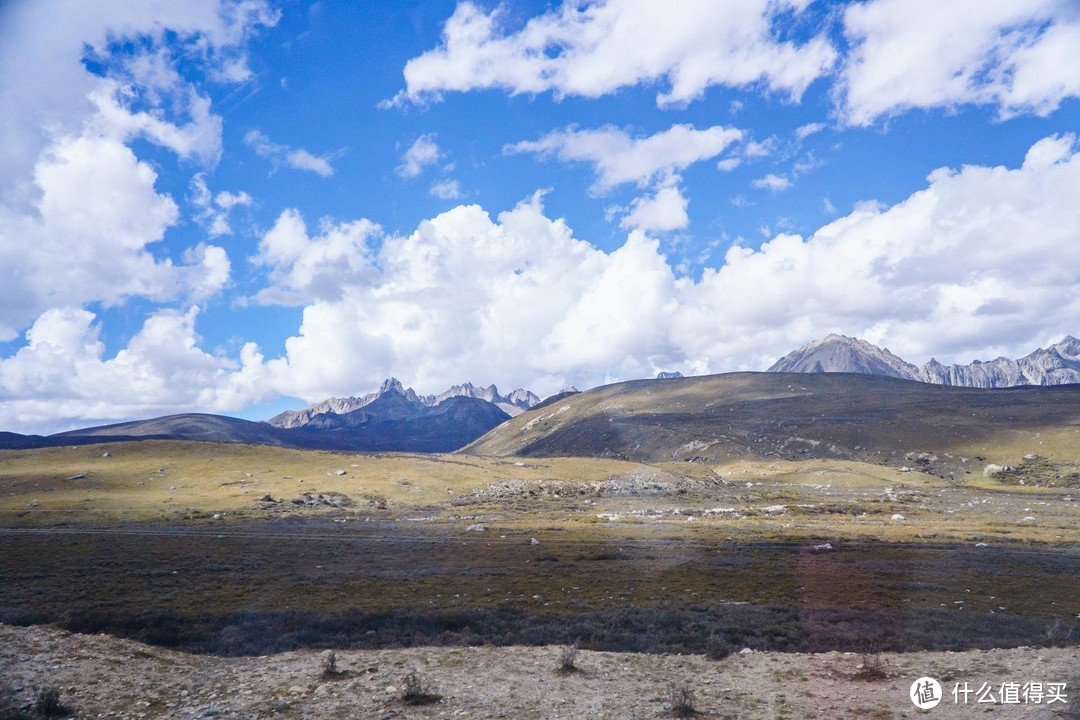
[
  {"x1": 1, "y1": 439, "x2": 1077, "y2": 547},
  {"x1": 0, "y1": 440, "x2": 670, "y2": 523}
]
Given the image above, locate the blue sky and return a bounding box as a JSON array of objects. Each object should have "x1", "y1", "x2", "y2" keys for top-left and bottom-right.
[{"x1": 2, "y1": 0, "x2": 1080, "y2": 433}]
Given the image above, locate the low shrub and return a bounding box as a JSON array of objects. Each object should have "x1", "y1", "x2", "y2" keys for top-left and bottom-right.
[
  {"x1": 705, "y1": 632, "x2": 735, "y2": 660},
  {"x1": 668, "y1": 684, "x2": 697, "y2": 717},
  {"x1": 557, "y1": 641, "x2": 580, "y2": 674},
  {"x1": 400, "y1": 672, "x2": 441, "y2": 706},
  {"x1": 34, "y1": 687, "x2": 68, "y2": 717}
]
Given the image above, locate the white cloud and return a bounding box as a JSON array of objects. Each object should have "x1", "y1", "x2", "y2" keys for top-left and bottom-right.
[
  {"x1": 255, "y1": 193, "x2": 676, "y2": 401},
  {"x1": 255, "y1": 133, "x2": 1080, "y2": 401},
  {"x1": 752, "y1": 174, "x2": 791, "y2": 192},
  {"x1": 9, "y1": 133, "x2": 1080, "y2": 432},
  {"x1": 840, "y1": 0, "x2": 1080, "y2": 125},
  {"x1": 191, "y1": 173, "x2": 252, "y2": 237},
  {"x1": 716, "y1": 157, "x2": 742, "y2": 172},
  {"x1": 88, "y1": 81, "x2": 224, "y2": 167},
  {"x1": 742, "y1": 137, "x2": 777, "y2": 159},
  {"x1": 508, "y1": 123, "x2": 744, "y2": 192},
  {"x1": 0, "y1": 135, "x2": 230, "y2": 340},
  {"x1": 674, "y1": 132, "x2": 1080, "y2": 366},
  {"x1": 397, "y1": 134, "x2": 443, "y2": 178},
  {"x1": 795, "y1": 122, "x2": 827, "y2": 140},
  {"x1": 0, "y1": 0, "x2": 273, "y2": 343},
  {"x1": 430, "y1": 179, "x2": 463, "y2": 199},
  {"x1": 619, "y1": 177, "x2": 689, "y2": 232},
  {"x1": 511, "y1": 123, "x2": 741, "y2": 231},
  {"x1": 390, "y1": 0, "x2": 837, "y2": 107},
  {"x1": 251, "y1": 209, "x2": 381, "y2": 305},
  {"x1": 215, "y1": 189, "x2": 253, "y2": 210},
  {"x1": 0, "y1": 0, "x2": 277, "y2": 195},
  {"x1": 245, "y1": 129, "x2": 334, "y2": 177},
  {"x1": 0, "y1": 306, "x2": 271, "y2": 433}
]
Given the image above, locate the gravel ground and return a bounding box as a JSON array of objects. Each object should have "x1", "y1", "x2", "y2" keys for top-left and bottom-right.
[{"x1": 2, "y1": 624, "x2": 1076, "y2": 719}]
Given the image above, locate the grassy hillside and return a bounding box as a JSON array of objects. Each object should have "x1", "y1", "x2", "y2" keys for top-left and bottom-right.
[{"x1": 464, "y1": 372, "x2": 1080, "y2": 475}]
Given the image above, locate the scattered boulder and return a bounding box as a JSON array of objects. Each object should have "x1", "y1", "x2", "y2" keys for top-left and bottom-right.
[
  {"x1": 891, "y1": 514, "x2": 906, "y2": 521},
  {"x1": 466, "y1": 524, "x2": 489, "y2": 532}
]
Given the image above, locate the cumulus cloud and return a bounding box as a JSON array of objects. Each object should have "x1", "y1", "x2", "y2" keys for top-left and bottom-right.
[
  {"x1": 674, "y1": 132, "x2": 1080, "y2": 365},
  {"x1": 257, "y1": 193, "x2": 663, "y2": 401},
  {"x1": 0, "y1": 135, "x2": 230, "y2": 340},
  {"x1": 245, "y1": 129, "x2": 334, "y2": 177},
  {"x1": 0, "y1": 1, "x2": 273, "y2": 343},
  {"x1": 510, "y1": 123, "x2": 740, "y2": 230},
  {"x1": 0, "y1": 0, "x2": 277, "y2": 195},
  {"x1": 840, "y1": 0, "x2": 1080, "y2": 125},
  {"x1": 619, "y1": 177, "x2": 689, "y2": 232},
  {"x1": 8, "y1": 134, "x2": 1080, "y2": 431},
  {"x1": 252, "y1": 133, "x2": 1080, "y2": 402},
  {"x1": 251, "y1": 209, "x2": 381, "y2": 305},
  {"x1": 0, "y1": 306, "x2": 271, "y2": 433},
  {"x1": 389, "y1": 0, "x2": 837, "y2": 107},
  {"x1": 397, "y1": 134, "x2": 443, "y2": 178},
  {"x1": 508, "y1": 123, "x2": 743, "y2": 192}
]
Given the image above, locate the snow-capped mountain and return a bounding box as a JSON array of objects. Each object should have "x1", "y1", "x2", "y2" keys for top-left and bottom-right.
[{"x1": 769, "y1": 334, "x2": 1080, "y2": 387}]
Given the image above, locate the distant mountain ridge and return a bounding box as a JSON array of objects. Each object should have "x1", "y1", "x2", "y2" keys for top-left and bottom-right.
[
  {"x1": 464, "y1": 370, "x2": 1080, "y2": 467},
  {"x1": 2, "y1": 378, "x2": 535, "y2": 453},
  {"x1": 269, "y1": 378, "x2": 539, "y2": 429},
  {"x1": 769, "y1": 334, "x2": 1080, "y2": 387}
]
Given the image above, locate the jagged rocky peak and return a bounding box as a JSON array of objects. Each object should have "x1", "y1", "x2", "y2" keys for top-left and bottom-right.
[
  {"x1": 377, "y1": 377, "x2": 427, "y2": 404},
  {"x1": 507, "y1": 388, "x2": 541, "y2": 406},
  {"x1": 435, "y1": 381, "x2": 540, "y2": 417},
  {"x1": 656, "y1": 371, "x2": 684, "y2": 380},
  {"x1": 269, "y1": 377, "x2": 541, "y2": 427},
  {"x1": 768, "y1": 334, "x2": 919, "y2": 379},
  {"x1": 770, "y1": 334, "x2": 1080, "y2": 389}
]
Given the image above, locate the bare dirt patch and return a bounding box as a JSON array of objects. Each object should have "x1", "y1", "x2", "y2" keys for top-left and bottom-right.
[{"x1": 2, "y1": 624, "x2": 1076, "y2": 719}]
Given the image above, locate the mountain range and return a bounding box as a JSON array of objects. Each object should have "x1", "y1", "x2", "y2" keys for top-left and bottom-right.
[
  {"x1": 1, "y1": 379, "x2": 537, "y2": 453},
  {"x1": 267, "y1": 378, "x2": 538, "y2": 428},
  {"x1": 5, "y1": 335, "x2": 1080, "y2": 454},
  {"x1": 768, "y1": 334, "x2": 1080, "y2": 387}
]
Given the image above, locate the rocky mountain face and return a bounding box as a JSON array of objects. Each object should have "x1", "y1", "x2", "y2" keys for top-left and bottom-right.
[
  {"x1": 259, "y1": 377, "x2": 533, "y2": 451},
  {"x1": 270, "y1": 378, "x2": 539, "y2": 429},
  {"x1": 434, "y1": 382, "x2": 540, "y2": 417},
  {"x1": 769, "y1": 334, "x2": 1080, "y2": 387},
  {"x1": 767, "y1": 335, "x2": 919, "y2": 379}
]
